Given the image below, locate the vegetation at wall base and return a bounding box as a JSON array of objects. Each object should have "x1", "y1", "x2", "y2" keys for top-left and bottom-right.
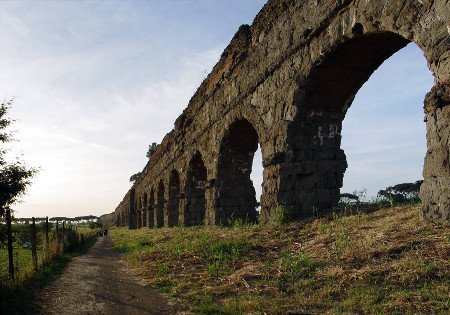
[
  {"x1": 0, "y1": 227, "x2": 99, "y2": 313},
  {"x1": 340, "y1": 181, "x2": 423, "y2": 209},
  {"x1": 110, "y1": 204, "x2": 450, "y2": 314}
]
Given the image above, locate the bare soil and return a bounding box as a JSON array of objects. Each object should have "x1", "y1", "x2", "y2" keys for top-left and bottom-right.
[{"x1": 37, "y1": 236, "x2": 184, "y2": 314}]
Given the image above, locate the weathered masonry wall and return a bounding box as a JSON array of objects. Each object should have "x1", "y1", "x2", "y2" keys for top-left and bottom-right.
[{"x1": 112, "y1": 0, "x2": 450, "y2": 228}]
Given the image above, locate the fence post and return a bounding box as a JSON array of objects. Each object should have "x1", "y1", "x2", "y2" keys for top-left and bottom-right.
[
  {"x1": 31, "y1": 217, "x2": 38, "y2": 272},
  {"x1": 6, "y1": 209, "x2": 14, "y2": 280},
  {"x1": 61, "y1": 221, "x2": 65, "y2": 252},
  {"x1": 45, "y1": 216, "x2": 49, "y2": 248},
  {"x1": 56, "y1": 220, "x2": 60, "y2": 253}
]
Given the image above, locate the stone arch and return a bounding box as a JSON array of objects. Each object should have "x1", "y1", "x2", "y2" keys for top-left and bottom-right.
[
  {"x1": 116, "y1": 212, "x2": 121, "y2": 227},
  {"x1": 148, "y1": 188, "x2": 155, "y2": 228},
  {"x1": 113, "y1": 1, "x2": 449, "y2": 224},
  {"x1": 184, "y1": 152, "x2": 207, "y2": 226},
  {"x1": 156, "y1": 181, "x2": 165, "y2": 228},
  {"x1": 142, "y1": 192, "x2": 148, "y2": 227},
  {"x1": 215, "y1": 118, "x2": 260, "y2": 224},
  {"x1": 128, "y1": 189, "x2": 136, "y2": 229},
  {"x1": 137, "y1": 196, "x2": 143, "y2": 228},
  {"x1": 135, "y1": 199, "x2": 139, "y2": 228},
  {"x1": 167, "y1": 170, "x2": 181, "y2": 227},
  {"x1": 281, "y1": 31, "x2": 434, "y2": 219},
  {"x1": 124, "y1": 207, "x2": 129, "y2": 227}
]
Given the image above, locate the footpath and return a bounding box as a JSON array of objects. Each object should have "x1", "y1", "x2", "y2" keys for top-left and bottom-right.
[{"x1": 38, "y1": 236, "x2": 182, "y2": 314}]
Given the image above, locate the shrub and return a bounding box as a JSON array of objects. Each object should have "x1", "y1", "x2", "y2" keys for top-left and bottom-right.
[{"x1": 274, "y1": 205, "x2": 292, "y2": 224}]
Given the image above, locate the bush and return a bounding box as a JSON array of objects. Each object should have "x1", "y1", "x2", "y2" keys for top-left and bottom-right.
[{"x1": 88, "y1": 221, "x2": 102, "y2": 229}]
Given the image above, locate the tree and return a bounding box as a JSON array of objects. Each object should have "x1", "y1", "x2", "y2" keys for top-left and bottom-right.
[
  {"x1": 129, "y1": 172, "x2": 141, "y2": 182},
  {"x1": 339, "y1": 193, "x2": 360, "y2": 204},
  {"x1": 378, "y1": 180, "x2": 423, "y2": 205},
  {"x1": 146, "y1": 142, "x2": 158, "y2": 159},
  {"x1": 0, "y1": 100, "x2": 37, "y2": 217}
]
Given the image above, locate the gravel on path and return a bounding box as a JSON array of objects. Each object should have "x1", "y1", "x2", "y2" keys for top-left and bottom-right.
[{"x1": 37, "y1": 236, "x2": 183, "y2": 314}]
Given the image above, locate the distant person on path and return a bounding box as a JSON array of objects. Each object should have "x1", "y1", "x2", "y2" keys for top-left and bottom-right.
[{"x1": 99, "y1": 227, "x2": 108, "y2": 237}]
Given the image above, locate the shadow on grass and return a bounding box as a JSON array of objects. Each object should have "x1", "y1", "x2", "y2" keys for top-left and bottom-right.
[{"x1": 0, "y1": 235, "x2": 98, "y2": 314}]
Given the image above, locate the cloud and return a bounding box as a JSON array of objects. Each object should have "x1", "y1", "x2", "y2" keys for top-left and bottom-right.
[
  {"x1": 0, "y1": 0, "x2": 223, "y2": 218},
  {"x1": 1, "y1": 33, "x2": 221, "y2": 217}
]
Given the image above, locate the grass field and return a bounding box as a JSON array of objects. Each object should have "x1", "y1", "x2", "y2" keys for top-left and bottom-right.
[
  {"x1": 0, "y1": 245, "x2": 42, "y2": 280},
  {"x1": 0, "y1": 225, "x2": 98, "y2": 280},
  {"x1": 110, "y1": 205, "x2": 450, "y2": 314},
  {"x1": 0, "y1": 225, "x2": 99, "y2": 313}
]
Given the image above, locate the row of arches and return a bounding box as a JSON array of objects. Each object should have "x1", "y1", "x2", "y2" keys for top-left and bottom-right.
[
  {"x1": 148, "y1": 166, "x2": 206, "y2": 228},
  {"x1": 116, "y1": 31, "x2": 442, "y2": 228},
  {"x1": 124, "y1": 152, "x2": 208, "y2": 228},
  {"x1": 114, "y1": 0, "x2": 450, "y2": 225},
  {"x1": 118, "y1": 119, "x2": 262, "y2": 228}
]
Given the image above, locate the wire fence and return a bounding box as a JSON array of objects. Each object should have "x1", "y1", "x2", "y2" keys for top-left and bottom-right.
[{"x1": 0, "y1": 210, "x2": 98, "y2": 282}]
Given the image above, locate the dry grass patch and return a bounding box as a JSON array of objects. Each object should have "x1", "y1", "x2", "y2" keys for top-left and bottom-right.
[{"x1": 110, "y1": 205, "x2": 450, "y2": 314}]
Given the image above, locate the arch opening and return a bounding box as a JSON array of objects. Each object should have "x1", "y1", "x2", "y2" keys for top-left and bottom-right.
[
  {"x1": 250, "y1": 145, "x2": 263, "y2": 212},
  {"x1": 142, "y1": 193, "x2": 148, "y2": 228},
  {"x1": 341, "y1": 42, "x2": 432, "y2": 199},
  {"x1": 148, "y1": 188, "x2": 155, "y2": 228},
  {"x1": 185, "y1": 153, "x2": 207, "y2": 226},
  {"x1": 156, "y1": 182, "x2": 165, "y2": 228},
  {"x1": 287, "y1": 31, "x2": 433, "y2": 217},
  {"x1": 137, "y1": 197, "x2": 142, "y2": 228},
  {"x1": 129, "y1": 189, "x2": 137, "y2": 229},
  {"x1": 135, "y1": 200, "x2": 139, "y2": 228},
  {"x1": 117, "y1": 212, "x2": 121, "y2": 227},
  {"x1": 168, "y1": 170, "x2": 180, "y2": 227},
  {"x1": 216, "y1": 119, "x2": 260, "y2": 224}
]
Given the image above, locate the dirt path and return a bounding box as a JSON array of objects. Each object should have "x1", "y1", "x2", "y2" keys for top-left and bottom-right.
[{"x1": 37, "y1": 236, "x2": 183, "y2": 314}]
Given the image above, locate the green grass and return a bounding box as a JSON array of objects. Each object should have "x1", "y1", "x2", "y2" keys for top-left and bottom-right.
[
  {"x1": 0, "y1": 246, "x2": 35, "y2": 279},
  {"x1": 0, "y1": 226, "x2": 99, "y2": 313},
  {"x1": 110, "y1": 205, "x2": 450, "y2": 314}
]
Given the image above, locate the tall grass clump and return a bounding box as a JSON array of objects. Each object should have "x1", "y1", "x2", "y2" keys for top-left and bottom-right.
[{"x1": 274, "y1": 205, "x2": 293, "y2": 224}]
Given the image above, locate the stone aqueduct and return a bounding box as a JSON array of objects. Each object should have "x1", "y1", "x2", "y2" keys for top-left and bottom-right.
[{"x1": 112, "y1": 0, "x2": 450, "y2": 229}]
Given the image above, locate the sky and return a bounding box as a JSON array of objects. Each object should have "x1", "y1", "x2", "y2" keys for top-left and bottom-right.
[{"x1": 0, "y1": 1, "x2": 433, "y2": 218}]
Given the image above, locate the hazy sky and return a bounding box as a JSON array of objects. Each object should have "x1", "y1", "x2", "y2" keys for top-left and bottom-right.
[{"x1": 0, "y1": 1, "x2": 433, "y2": 218}]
